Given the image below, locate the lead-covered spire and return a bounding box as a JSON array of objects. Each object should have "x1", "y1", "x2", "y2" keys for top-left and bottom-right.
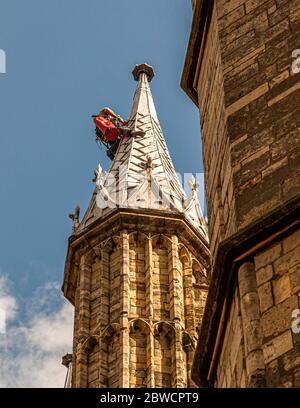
[{"x1": 78, "y1": 64, "x2": 208, "y2": 241}]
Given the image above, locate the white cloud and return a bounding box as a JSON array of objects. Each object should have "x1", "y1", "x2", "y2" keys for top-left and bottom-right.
[
  {"x1": 0, "y1": 276, "x2": 18, "y2": 322},
  {"x1": 0, "y1": 276, "x2": 73, "y2": 388}
]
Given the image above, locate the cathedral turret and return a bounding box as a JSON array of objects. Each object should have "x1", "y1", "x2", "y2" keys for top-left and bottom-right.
[{"x1": 62, "y1": 64, "x2": 210, "y2": 388}]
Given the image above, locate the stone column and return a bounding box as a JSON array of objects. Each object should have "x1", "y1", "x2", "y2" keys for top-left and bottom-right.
[
  {"x1": 71, "y1": 262, "x2": 80, "y2": 387},
  {"x1": 169, "y1": 236, "x2": 183, "y2": 322},
  {"x1": 182, "y1": 260, "x2": 196, "y2": 386},
  {"x1": 173, "y1": 322, "x2": 186, "y2": 387},
  {"x1": 145, "y1": 236, "x2": 155, "y2": 387},
  {"x1": 169, "y1": 236, "x2": 185, "y2": 387},
  {"x1": 120, "y1": 231, "x2": 130, "y2": 387},
  {"x1": 75, "y1": 255, "x2": 92, "y2": 387},
  {"x1": 75, "y1": 342, "x2": 88, "y2": 387},
  {"x1": 147, "y1": 331, "x2": 155, "y2": 388},
  {"x1": 99, "y1": 247, "x2": 109, "y2": 387},
  {"x1": 185, "y1": 346, "x2": 195, "y2": 388},
  {"x1": 78, "y1": 255, "x2": 91, "y2": 338},
  {"x1": 238, "y1": 261, "x2": 266, "y2": 387},
  {"x1": 145, "y1": 236, "x2": 154, "y2": 322},
  {"x1": 183, "y1": 260, "x2": 196, "y2": 335}
]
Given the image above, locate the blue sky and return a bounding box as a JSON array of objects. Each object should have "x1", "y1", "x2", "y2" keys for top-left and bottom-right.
[{"x1": 0, "y1": 0, "x2": 202, "y2": 386}]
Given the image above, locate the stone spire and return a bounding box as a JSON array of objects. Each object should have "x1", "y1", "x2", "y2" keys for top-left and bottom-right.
[
  {"x1": 62, "y1": 64, "x2": 211, "y2": 389},
  {"x1": 78, "y1": 63, "x2": 208, "y2": 241}
]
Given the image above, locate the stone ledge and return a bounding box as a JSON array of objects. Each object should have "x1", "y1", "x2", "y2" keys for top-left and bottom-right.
[
  {"x1": 181, "y1": 0, "x2": 214, "y2": 105},
  {"x1": 63, "y1": 208, "x2": 210, "y2": 305}
]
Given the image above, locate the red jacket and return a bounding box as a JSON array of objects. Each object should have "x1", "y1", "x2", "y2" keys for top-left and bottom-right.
[{"x1": 94, "y1": 115, "x2": 120, "y2": 142}]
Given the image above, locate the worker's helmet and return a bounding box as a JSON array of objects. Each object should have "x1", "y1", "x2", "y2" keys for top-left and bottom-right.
[{"x1": 101, "y1": 107, "x2": 114, "y2": 115}]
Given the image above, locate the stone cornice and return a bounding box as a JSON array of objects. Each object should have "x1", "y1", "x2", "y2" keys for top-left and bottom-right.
[
  {"x1": 181, "y1": 0, "x2": 214, "y2": 105},
  {"x1": 63, "y1": 208, "x2": 210, "y2": 305},
  {"x1": 192, "y1": 193, "x2": 300, "y2": 387}
]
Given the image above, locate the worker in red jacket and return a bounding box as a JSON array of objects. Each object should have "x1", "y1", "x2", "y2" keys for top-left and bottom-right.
[
  {"x1": 92, "y1": 107, "x2": 144, "y2": 159},
  {"x1": 93, "y1": 107, "x2": 145, "y2": 141},
  {"x1": 93, "y1": 107, "x2": 125, "y2": 143}
]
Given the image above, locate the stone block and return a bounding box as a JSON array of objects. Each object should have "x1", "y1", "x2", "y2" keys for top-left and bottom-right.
[
  {"x1": 290, "y1": 264, "x2": 300, "y2": 294},
  {"x1": 263, "y1": 330, "x2": 293, "y2": 364},
  {"x1": 219, "y1": 5, "x2": 245, "y2": 31},
  {"x1": 256, "y1": 265, "x2": 273, "y2": 286},
  {"x1": 283, "y1": 348, "x2": 300, "y2": 372},
  {"x1": 258, "y1": 282, "x2": 274, "y2": 313},
  {"x1": 245, "y1": 0, "x2": 269, "y2": 14},
  {"x1": 254, "y1": 243, "x2": 282, "y2": 270},
  {"x1": 273, "y1": 246, "x2": 300, "y2": 276},
  {"x1": 283, "y1": 229, "x2": 300, "y2": 254},
  {"x1": 261, "y1": 295, "x2": 298, "y2": 338},
  {"x1": 269, "y1": 70, "x2": 289, "y2": 89},
  {"x1": 272, "y1": 275, "x2": 291, "y2": 304}
]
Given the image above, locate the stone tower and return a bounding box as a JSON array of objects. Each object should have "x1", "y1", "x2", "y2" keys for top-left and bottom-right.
[
  {"x1": 62, "y1": 64, "x2": 210, "y2": 388},
  {"x1": 182, "y1": 1, "x2": 300, "y2": 388}
]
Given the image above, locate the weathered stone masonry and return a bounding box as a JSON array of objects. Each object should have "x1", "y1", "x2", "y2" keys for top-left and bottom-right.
[
  {"x1": 64, "y1": 216, "x2": 209, "y2": 388},
  {"x1": 182, "y1": 0, "x2": 300, "y2": 387}
]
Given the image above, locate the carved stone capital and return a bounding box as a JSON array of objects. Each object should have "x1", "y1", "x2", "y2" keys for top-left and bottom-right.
[
  {"x1": 62, "y1": 353, "x2": 73, "y2": 368},
  {"x1": 132, "y1": 63, "x2": 155, "y2": 82}
]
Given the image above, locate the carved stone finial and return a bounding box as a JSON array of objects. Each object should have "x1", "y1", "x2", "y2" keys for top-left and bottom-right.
[
  {"x1": 132, "y1": 63, "x2": 155, "y2": 82},
  {"x1": 93, "y1": 163, "x2": 105, "y2": 183},
  {"x1": 62, "y1": 353, "x2": 72, "y2": 368},
  {"x1": 68, "y1": 205, "x2": 80, "y2": 232},
  {"x1": 92, "y1": 169, "x2": 98, "y2": 183},
  {"x1": 189, "y1": 175, "x2": 199, "y2": 193}
]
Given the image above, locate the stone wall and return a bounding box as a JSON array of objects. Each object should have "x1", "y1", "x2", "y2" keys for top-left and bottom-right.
[
  {"x1": 215, "y1": 228, "x2": 300, "y2": 387},
  {"x1": 190, "y1": 0, "x2": 300, "y2": 262},
  {"x1": 182, "y1": 0, "x2": 300, "y2": 388},
  {"x1": 196, "y1": 3, "x2": 229, "y2": 259},
  {"x1": 218, "y1": 0, "x2": 300, "y2": 232},
  {"x1": 70, "y1": 229, "x2": 209, "y2": 388},
  {"x1": 255, "y1": 228, "x2": 300, "y2": 387}
]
